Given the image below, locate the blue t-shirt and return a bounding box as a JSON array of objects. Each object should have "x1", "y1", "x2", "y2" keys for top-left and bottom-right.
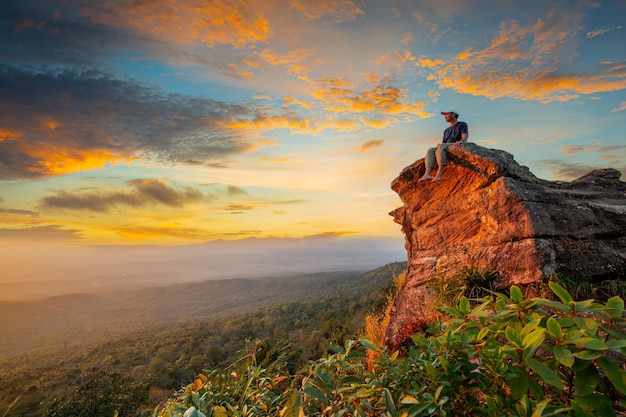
[{"x1": 442, "y1": 121, "x2": 468, "y2": 143}]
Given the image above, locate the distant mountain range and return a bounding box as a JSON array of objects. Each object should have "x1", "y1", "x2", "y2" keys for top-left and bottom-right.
[{"x1": 1, "y1": 235, "x2": 405, "y2": 301}]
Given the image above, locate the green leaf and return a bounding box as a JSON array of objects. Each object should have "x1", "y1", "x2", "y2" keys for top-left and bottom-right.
[
  {"x1": 574, "y1": 365, "x2": 599, "y2": 397},
  {"x1": 573, "y1": 338, "x2": 607, "y2": 351},
  {"x1": 530, "y1": 399, "x2": 548, "y2": 417},
  {"x1": 508, "y1": 367, "x2": 529, "y2": 399},
  {"x1": 606, "y1": 340, "x2": 626, "y2": 351},
  {"x1": 329, "y1": 344, "x2": 345, "y2": 354},
  {"x1": 384, "y1": 388, "x2": 396, "y2": 417},
  {"x1": 549, "y1": 282, "x2": 573, "y2": 304},
  {"x1": 553, "y1": 346, "x2": 575, "y2": 367},
  {"x1": 535, "y1": 299, "x2": 570, "y2": 312},
  {"x1": 573, "y1": 350, "x2": 603, "y2": 360},
  {"x1": 597, "y1": 356, "x2": 626, "y2": 395},
  {"x1": 522, "y1": 328, "x2": 545, "y2": 351},
  {"x1": 605, "y1": 296, "x2": 625, "y2": 318},
  {"x1": 359, "y1": 338, "x2": 379, "y2": 352},
  {"x1": 505, "y1": 326, "x2": 523, "y2": 348},
  {"x1": 573, "y1": 299, "x2": 602, "y2": 313},
  {"x1": 315, "y1": 372, "x2": 332, "y2": 389},
  {"x1": 405, "y1": 402, "x2": 432, "y2": 417},
  {"x1": 476, "y1": 326, "x2": 490, "y2": 341},
  {"x1": 526, "y1": 358, "x2": 564, "y2": 391},
  {"x1": 459, "y1": 296, "x2": 470, "y2": 314},
  {"x1": 302, "y1": 387, "x2": 328, "y2": 404},
  {"x1": 572, "y1": 358, "x2": 593, "y2": 372},
  {"x1": 558, "y1": 317, "x2": 576, "y2": 328},
  {"x1": 546, "y1": 318, "x2": 562, "y2": 338},
  {"x1": 574, "y1": 317, "x2": 598, "y2": 334},
  {"x1": 510, "y1": 286, "x2": 523, "y2": 303}
]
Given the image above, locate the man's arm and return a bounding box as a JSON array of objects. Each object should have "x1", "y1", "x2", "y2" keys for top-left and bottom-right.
[{"x1": 456, "y1": 122, "x2": 468, "y2": 144}]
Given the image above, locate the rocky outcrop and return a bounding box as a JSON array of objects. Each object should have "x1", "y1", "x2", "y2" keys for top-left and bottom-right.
[{"x1": 386, "y1": 143, "x2": 626, "y2": 351}]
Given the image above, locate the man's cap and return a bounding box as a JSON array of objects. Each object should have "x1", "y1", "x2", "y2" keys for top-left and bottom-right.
[{"x1": 441, "y1": 110, "x2": 459, "y2": 117}]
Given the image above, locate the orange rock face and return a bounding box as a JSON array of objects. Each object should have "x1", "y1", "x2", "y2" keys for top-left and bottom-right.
[{"x1": 386, "y1": 143, "x2": 626, "y2": 351}]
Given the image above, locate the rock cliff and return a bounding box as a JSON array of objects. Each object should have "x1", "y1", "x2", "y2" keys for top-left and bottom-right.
[{"x1": 386, "y1": 142, "x2": 626, "y2": 351}]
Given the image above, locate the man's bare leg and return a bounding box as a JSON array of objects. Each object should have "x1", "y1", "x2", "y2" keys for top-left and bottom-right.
[
  {"x1": 433, "y1": 167, "x2": 444, "y2": 181},
  {"x1": 419, "y1": 167, "x2": 432, "y2": 181}
]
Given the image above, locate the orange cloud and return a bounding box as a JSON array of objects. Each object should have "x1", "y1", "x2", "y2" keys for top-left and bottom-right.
[
  {"x1": 261, "y1": 157, "x2": 290, "y2": 163},
  {"x1": 415, "y1": 57, "x2": 446, "y2": 68},
  {"x1": 19, "y1": 143, "x2": 130, "y2": 176},
  {"x1": 360, "y1": 140, "x2": 384, "y2": 152},
  {"x1": 225, "y1": 63, "x2": 255, "y2": 80},
  {"x1": 220, "y1": 114, "x2": 310, "y2": 133},
  {"x1": 290, "y1": 0, "x2": 364, "y2": 23},
  {"x1": 427, "y1": 11, "x2": 626, "y2": 103},
  {"x1": 111, "y1": 225, "x2": 212, "y2": 240},
  {"x1": 318, "y1": 118, "x2": 362, "y2": 132},
  {"x1": 312, "y1": 81, "x2": 430, "y2": 118},
  {"x1": 0, "y1": 129, "x2": 22, "y2": 142},
  {"x1": 283, "y1": 96, "x2": 312, "y2": 109},
  {"x1": 80, "y1": 0, "x2": 270, "y2": 48},
  {"x1": 259, "y1": 48, "x2": 314, "y2": 77},
  {"x1": 561, "y1": 145, "x2": 585, "y2": 155}
]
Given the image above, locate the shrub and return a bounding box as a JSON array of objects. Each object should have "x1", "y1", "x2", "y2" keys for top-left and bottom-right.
[{"x1": 157, "y1": 283, "x2": 626, "y2": 417}]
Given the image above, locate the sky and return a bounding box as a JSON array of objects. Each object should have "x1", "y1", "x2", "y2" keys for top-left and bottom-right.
[{"x1": 1, "y1": 0, "x2": 625, "y2": 285}]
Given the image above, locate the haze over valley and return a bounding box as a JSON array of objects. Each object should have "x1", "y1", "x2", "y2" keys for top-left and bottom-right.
[{"x1": 0, "y1": 235, "x2": 405, "y2": 301}]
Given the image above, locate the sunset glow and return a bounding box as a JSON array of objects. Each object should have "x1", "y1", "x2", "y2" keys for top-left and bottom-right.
[{"x1": 1, "y1": 0, "x2": 625, "y2": 252}]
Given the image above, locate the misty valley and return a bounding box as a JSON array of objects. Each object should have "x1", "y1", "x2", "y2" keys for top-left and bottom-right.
[{"x1": 0, "y1": 262, "x2": 406, "y2": 416}]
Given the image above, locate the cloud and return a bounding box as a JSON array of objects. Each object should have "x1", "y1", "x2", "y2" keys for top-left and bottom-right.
[
  {"x1": 77, "y1": 0, "x2": 271, "y2": 48},
  {"x1": 535, "y1": 159, "x2": 600, "y2": 181},
  {"x1": 283, "y1": 96, "x2": 313, "y2": 109},
  {"x1": 0, "y1": 65, "x2": 270, "y2": 179},
  {"x1": 259, "y1": 48, "x2": 314, "y2": 77},
  {"x1": 0, "y1": 208, "x2": 39, "y2": 216},
  {"x1": 227, "y1": 185, "x2": 248, "y2": 196},
  {"x1": 588, "y1": 143, "x2": 626, "y2": 153},
  {"x1": 40, "y1": 179, "x2": 211, "y2": 213},
  {"x1": 261, "y1": 157, "x2": 291, "y2": 163},
  {"x1": 225, "y1": 204, "x2": 254, "y2": 212},
  {"x1": 311, "y1": 78, "x2": 430, "y2": 118},
  {"x1": 0, "y1": 225, "x2": 83, "y2": 242},
  {"x1": 303, "y1": 231, "x2": 360, "y2": 239},
  {"x1": 360, "y1": 140, "x2": 384, "y2": 152},
  {"x1": 290, "y1": 0, "x2": 364, "y2": 23},
  {"x1": 415, "y1": 57, "x2": 446, "y2": 68},
  {"x1": 586, "y1": 25, "x2": 622, "y2": 38},
  {"x1": 612, "y1": 101, "x2": 626, "y2": 112},
  {"x1": 428, "y1": 11, "x2": 626, "y2": 103},
  {"x1": 108, "y1": 225, "x2": 213, "y2": 240},
  {"x1": 561, "y1": 145, "x2": 585, "y2": 155},
  {"x1": 0, "y1": 0, "x2": 272, "y2": 83},
  {"x1": 0, "y1": 0, "x2": 147, "y2": 67},
  {"x1": 220, "y1": 112, "x2": 311, "y2": 134},
  {"x1": 224, "y1": 229, "x2": 262, "y2": 236}
]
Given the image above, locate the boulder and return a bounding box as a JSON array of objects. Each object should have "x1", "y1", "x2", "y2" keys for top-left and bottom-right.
[{"x1": 386, "y1": 143, "x2": 626, "y2": 351}]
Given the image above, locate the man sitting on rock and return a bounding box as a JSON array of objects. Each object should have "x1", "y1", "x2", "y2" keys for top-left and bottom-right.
[{"x1": 420, "y1": 110, "x2": 469, "y2": 182}]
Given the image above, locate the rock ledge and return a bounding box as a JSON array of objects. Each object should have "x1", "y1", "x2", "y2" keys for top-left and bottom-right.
[{"x1": 386, "y1": 143, "x2": 626, "y2": 351}]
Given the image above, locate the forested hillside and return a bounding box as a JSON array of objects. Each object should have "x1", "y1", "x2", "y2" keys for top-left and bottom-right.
[{"x1": 0, "y1": 262, "x2": 406, "y2": 416}]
